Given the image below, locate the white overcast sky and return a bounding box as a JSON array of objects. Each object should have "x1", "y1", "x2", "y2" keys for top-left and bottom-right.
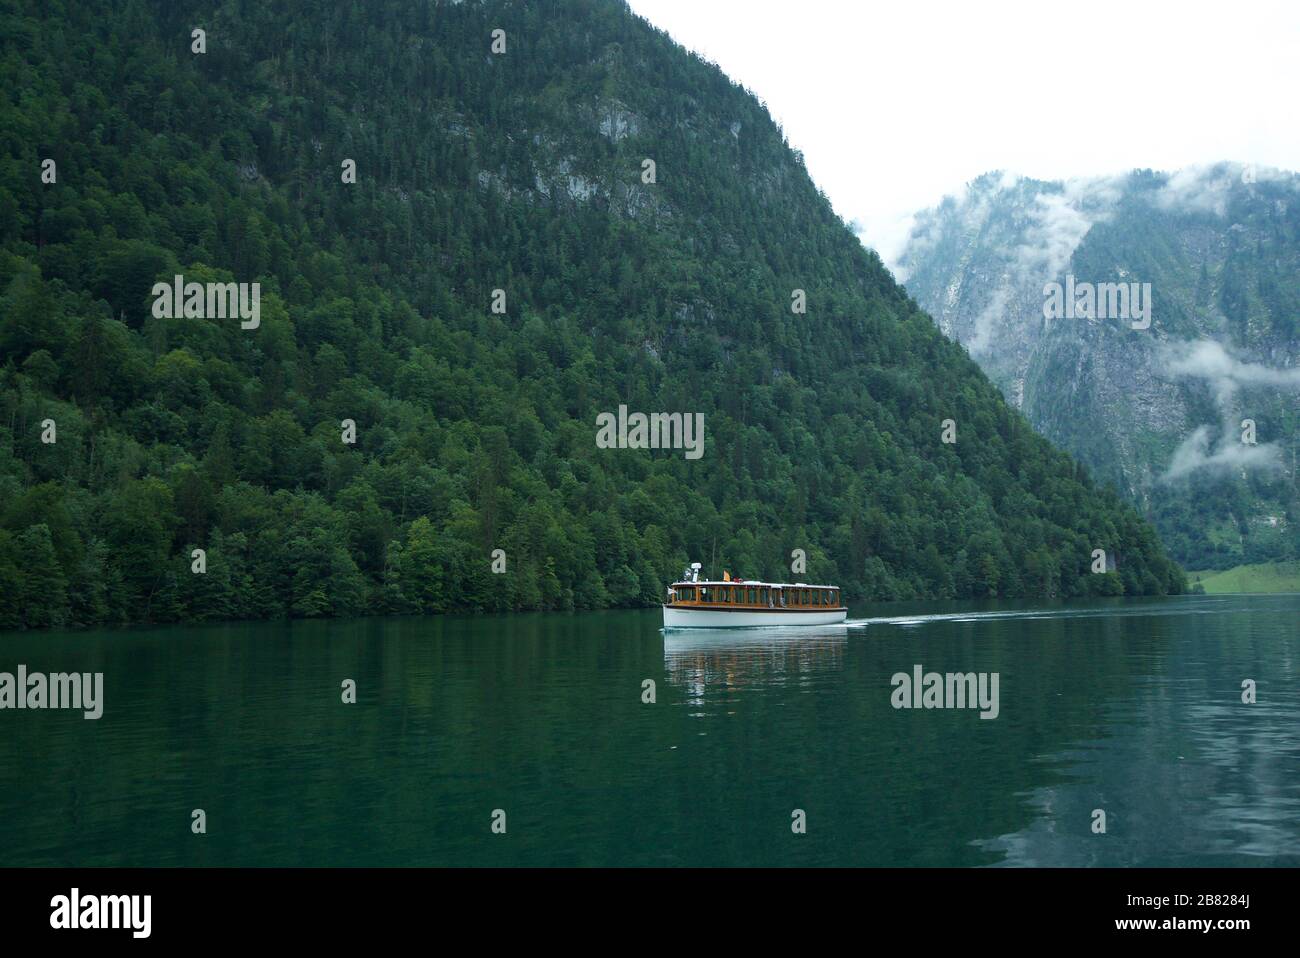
[{"x1": 626, "y1": 0, "x2": 1300, "y2": 267}]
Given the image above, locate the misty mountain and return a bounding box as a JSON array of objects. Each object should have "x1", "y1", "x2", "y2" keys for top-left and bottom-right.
[{"x1": 898, "y1": 164, "x2": 1300, "y2": 569}]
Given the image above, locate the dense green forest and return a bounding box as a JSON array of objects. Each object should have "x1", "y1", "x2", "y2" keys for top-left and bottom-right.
[{"x1": 0, "y1": 0, "x2": 1184, "y2": 630}]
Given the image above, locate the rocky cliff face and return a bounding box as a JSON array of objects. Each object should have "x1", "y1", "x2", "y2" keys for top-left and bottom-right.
[{"x1": 899, "y1": 165, "x2": 1300, "y2": 569}]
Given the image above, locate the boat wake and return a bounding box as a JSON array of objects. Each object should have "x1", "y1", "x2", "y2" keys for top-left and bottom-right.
[{"x1": 843, "y1": 596, "x2": 1236, "y2": 630}]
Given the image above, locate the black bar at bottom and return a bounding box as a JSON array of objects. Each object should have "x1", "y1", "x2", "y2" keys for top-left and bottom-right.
[{"x1": 0, "y1": 867, "x2": 1282, "y2": 943}]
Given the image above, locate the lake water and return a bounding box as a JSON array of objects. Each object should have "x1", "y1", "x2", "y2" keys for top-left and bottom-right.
[{"x1": 1, "y1": 594, "x2": 1297, "y2": 866}]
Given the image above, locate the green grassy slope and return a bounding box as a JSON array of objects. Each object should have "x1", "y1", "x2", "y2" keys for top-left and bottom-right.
[{"x1": 1190, "y1": 562, "x2": 1300, "y2": 594}]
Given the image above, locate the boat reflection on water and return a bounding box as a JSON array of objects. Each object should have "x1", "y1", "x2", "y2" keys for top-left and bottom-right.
[{"x1": 662, "y1": 625, "x2": 848, "y2": 699}]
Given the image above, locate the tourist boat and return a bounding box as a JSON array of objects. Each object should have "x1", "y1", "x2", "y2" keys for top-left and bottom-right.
[{"x1": 663, "y1": 563, "x2": 848, "y2": 629}]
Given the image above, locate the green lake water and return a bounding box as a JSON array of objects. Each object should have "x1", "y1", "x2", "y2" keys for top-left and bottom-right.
[{"x1": 1, "y1": 593, "x2": 1297, "y2": 866}]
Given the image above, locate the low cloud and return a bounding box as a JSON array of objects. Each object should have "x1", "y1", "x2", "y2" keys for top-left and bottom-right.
[
  {"x1": 968, "y1": 286, "x2": 1010, "y2": 356},
  {"x1": 975, "y1": 180, "x2": 1108, "y2": 354},
  {"x1": 900, "y1": 165, "x2": 1297, "y2": 362},
  {"x1": 1163, "y1": 339, "x2": 1300, "y2": 402},
  {"x1": 1153, "y1": 165, "x2": 1235, "y2": 216},
  {"x1": 1162, "y1": 425, "x2": 1282, "y2": 482},
  {"x1": 900, "y1": 172, "x2": 1120, "y2": 356},
  {"x1": 856, "y1": 210, "x2": 921, "y2": 281},
  {"x1": 1153, "y1": 162, "x2": 1295, "y2": 217},
  {"x1": 1159, "y1": 340, "x2": 1300, "y2": 481},
  {"x1": 1014, "y1": 191, "x2": 1097, "y2": 279}
]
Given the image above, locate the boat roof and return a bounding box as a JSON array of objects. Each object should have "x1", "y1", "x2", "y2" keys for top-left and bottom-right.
[{"x1": 671, "y1": 580, "x2": 838, "y2": 589}]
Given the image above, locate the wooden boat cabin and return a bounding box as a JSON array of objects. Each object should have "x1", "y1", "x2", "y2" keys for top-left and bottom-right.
[{"x1": 667, "y1": 582, "x2": 842, "y2": 610}]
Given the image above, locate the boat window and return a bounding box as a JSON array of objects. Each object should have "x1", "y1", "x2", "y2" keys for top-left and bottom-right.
[{"x1": 802, "y1": 589, "x2": 810, "y2": 604}]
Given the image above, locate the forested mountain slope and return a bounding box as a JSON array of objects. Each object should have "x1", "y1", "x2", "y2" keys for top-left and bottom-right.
[
  {"x1": 899, "y1": 167, "x2": 1299, "y2": 570},
  {"x1": 0, "y1": 0, "x2": 1183, "y2": 629}
]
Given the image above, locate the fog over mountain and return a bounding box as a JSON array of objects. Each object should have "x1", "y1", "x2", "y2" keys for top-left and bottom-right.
[{"x1": 899, "y1": 163, "x2": 1300, "y2": 569}]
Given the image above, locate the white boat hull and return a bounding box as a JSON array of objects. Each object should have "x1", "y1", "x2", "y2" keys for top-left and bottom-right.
[{"x1": 662, "y1": 605, "x2": 848, "y2": 629}]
